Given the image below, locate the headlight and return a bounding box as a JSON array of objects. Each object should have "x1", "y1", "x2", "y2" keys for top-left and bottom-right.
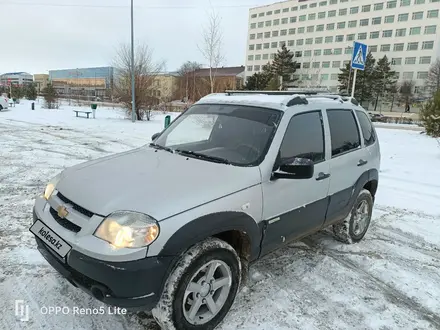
[
  {"x1": 94, "y1": 211, "x2": 160, "y2": 248},
  {"x1": 44, "y1": 175, "x2": 61, "y2": 200}
]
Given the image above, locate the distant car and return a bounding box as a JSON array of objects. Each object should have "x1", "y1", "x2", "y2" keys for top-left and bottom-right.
[{"x1": 0, "y1": 95, "x2": 8, "y2": 111}]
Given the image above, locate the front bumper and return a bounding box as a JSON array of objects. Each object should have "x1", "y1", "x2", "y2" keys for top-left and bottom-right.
[{"x1": 33, "y1": 209, "x2": 175, "y2": 311}]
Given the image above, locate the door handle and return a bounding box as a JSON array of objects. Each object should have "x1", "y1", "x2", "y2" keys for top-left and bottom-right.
[
  {"x1": 316, "y1": 172, "x2": 330, "y2": 181},
  {"x1": 357, "y1": 159, "x2": 368, "y2": 166}
]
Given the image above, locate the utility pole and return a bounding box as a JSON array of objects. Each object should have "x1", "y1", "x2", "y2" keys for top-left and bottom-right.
[{"x1": 130, "y1": 0, "x2": 136, "y2": 122}]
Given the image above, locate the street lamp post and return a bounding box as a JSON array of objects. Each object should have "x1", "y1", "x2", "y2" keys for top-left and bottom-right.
[{"x1": 130, "y1": 0, "x2": 136, "y2": 122}]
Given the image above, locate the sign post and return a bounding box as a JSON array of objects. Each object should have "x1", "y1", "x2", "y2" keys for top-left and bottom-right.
[{"x1": 350, "y1": 41, "x2": 368, "y2": 98}]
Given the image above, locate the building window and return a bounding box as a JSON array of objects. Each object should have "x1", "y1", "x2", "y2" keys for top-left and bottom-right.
[
  {"x1": 272, "y1": 31, "x2": 279, "y2": 37},
  {"x1": 271, "y1": 42, "x2": 278, "y2": 48},
  {"x1": 331, "y1": 73, "x2": 338, "y2": 80},
  {"x1": 400, "y1": 0, "x2": 410, "y2": 5},
  {"x1": 358, "y1": 32, "x2": 367, "y2": 40},
  {"x1": 412, "y1": 11, "x2": 423, "y2": 20},
  {"x1": 265, "y1": 20, "x2": 271, "y2": 27},
  {"x1": 417, "y1": 71, "x2": 428, "y2": 79},
  {"x1": 335, "y1": 35, "x2": 344, "y2": 42},
  {"x1": 251, "y1": 14, "x2": 257, "y2": 18},
  {"x1": 304, "y1": 50, "x2": 312, "y2": 56},
  {"x1": 314, "y1": 49, "x2": 322, "y2": 56},
  {"x1": 393, "y1": 43, "x2": 404, "y2": 51},
  {"x1": 307, "y1": 26, "x2": 315, "y2": 33},
  {"x1": 387, "y1": 1, "x2": 397, "y2": 8},
  {"x1": 288, "y1": 40, "x2": 295, "y2": 46},
  {"x1": 315, "y1": 37, "x2": 323, "y2": 44},
  {"x1": 337, "y1": 22, "x2": 346, "y2": 29},
  {"x1": 380, "y1": 44, "x2": 391, "y2": 52},
  {"x1": 328, "y1": 10, "x2": 336, "y2": 17},
  {"x1": 325, "y1": 36, "x2": 334, "y2": 43},
  {"x1": 345, "y1": 46, "x2": 352, "y2": 54},
  {"x1": 297, "y1": 39, "x2": 304, "y2": 46},
  {"x1": 273, "y1": 19, "x2": 280, "y2": 25},
  {"x1": 310, "y1": 2, "x2": 317, "y2": 7},
  {"x1": 410, "y1": 27, "x2": 421, "y2": 35},
  {"x1": 343, "y1": 60, "x2": 350, "y2": 66},
  {"x1": 306, "y1": 38, "x2": 313, "y2": 45},
  {"x1": 348, "y1": 20, "x2": 357, "y2": 28},
  {"x1": 299, "y1": 15, "x2": 306, "y2": 21},
  {"x1": 313, "y1": 62, "x2": 320, "y2": 68},
  {"x1": 291, "y1": 6, "x2": 297, "y2": 11},
  {"x1": 332, "y1": 61, "x2": 341, "y2": 68},
  {"x1": 382, "y1": 30, "x2": 392, "y2": 38},
  {"x1": 282, "y1": 8, "x2": 289, "y2": 12},
  {"x1": 266, "y1": 11, "x2": 272, "y2": 15},
  {"x1": 257, "y1": 33, "x2": 263, "y2": 39},
  {"x1": 321, "y1": 74, "x2": 329, "y2": 81},
  {"x1": 270, "y1": 53, "x2": 275, "y2": 59},
  {"x1": 327, "y1": 23, "x2": 335, "y2": 30},
  {"x1": 370, "y1": 31, "x2": 380, "y2": 39},
  {"x1": 427, "y1": 10, "x2": 439, "y2": 18},
  {"x1": 264, "y1": 32, "x2": 270, "y2": 38},
  {"x1": 298, "y1": 27, "x2": 305, "y2": 33},
  {"x1": 334, "y1": 48, "x2": 342, "y2": 55},
  {"x1": 303, "y1": 62, "x2": 311, "y2": 69},
  {"x1": 425, "y1": 25, "x2": 437, "y2": 34},
  {"x1": 398, "y1": 13, "x2": 408, "y2": 21},
  {"x1": 316, "y1": 24, "x2": 324, "y2": 31},
  {"x1": 370, "y1": 45, "x2": 378, "y2": 52},
  {"x1": 295, "y1": 51, "x2": 302, "y2": 57},
  {"x1": 249, "y1": 44, "x2": 255, "y2": 50},
  {"x1": 385, "y1": 15, "x2": 395, "y2": 23},
  {"x1": 281, "y1": 29, "x2": 287, "y2": 36},
  {"x1": 324, "y1": 49, "x2": 332, "y2": 55},
  {"x1": 290, "y1": 16, "x2": 297, "y2": 23},
  {"x1": 374, "y1": 3, "x2": 384, "y2": 10},
  {"x1": 372, "y1": 17, "x2": 382, "y2": 25},
  {"x1": 395, "y1": 28, "x2": 406, "y2": 37},
  {"x1": 347, "y1": 34, "x2": 355, "y2": 41},
  {"x1": 250, "y1": 23, "x2": 256, "y2": 29},
  {"x1": 415, "y1": 0, "x2": 425, "y2": 3},
  {"x1": 403, "y1": 72, "x2": 414, "y2": 79},
  {"x1": 422, "y1": 41, "x2": 434, "y2": 50},
  {"x1": 274, "y1": 9, "x2": 281, "y2": 14},
  {"x1": 419, "y1": 56, "x2": 431, "y2": 64},
  {"x1": 362, "y1": 5, "x2": 371, "y2": 12},
  {"x1": 255, "y1": 54, "x2": 261, "y2": 60},
  {"x1": 282, "y1": 18, "x2": 288, "y2": 24},
  {"x1": 319, "y1": 1, "x2": 328, "y2": 6},
  {"x1": 407, "y1": 42, "x2": 418, "y2": 50},
  {"x1": 308, "y1": 13, "x2": 316, "y2": 20},
  {"x1": 350, "y1": 6, "x2": 359, "y2": 14},
  {"x1": 256, "y1": 44, "x2": 262, "y2": 50},
  {"x1": 391, "y1": 58, "x2": 402, "y2": 65},
  {"x1": 247, "y1": 66, "x2": 253, "y2": 71},
  {"x1": 339, "y1": 8, "x2": 347, "y2": 15},
  {"x1": 300, "y1": 4, "x2": 308, "y2": 9},
  {"x1": 288, "y1": 28, "x2": 295, "y2": 35},
  {"x1": 250, "y1": 34, "x2": 256, "y2": 40},
  {"x1": 247, "y1": 55, "x2": 254, "y2": 61},
  {"x1": 258, "y1": 22, "x2": 264, "y2": 28},
  {"x1": 360, "y1": 19, "x2": 369, "y2": 26},
  {"x1": 264, "y1": 43, "x2": 269, "y2": 49},
  {"x1": 322, "y1": 61, "x2": 331, "y2": 68}
]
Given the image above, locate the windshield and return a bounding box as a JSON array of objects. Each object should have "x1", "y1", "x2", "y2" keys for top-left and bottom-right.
[{"x1": 153, "y1": 104, "x2": 282, "y2": 166}]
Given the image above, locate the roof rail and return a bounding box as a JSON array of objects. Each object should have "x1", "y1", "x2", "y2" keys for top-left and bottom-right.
[{"x1": 225, "y1": 90, "x2": 307, "y2": 96}]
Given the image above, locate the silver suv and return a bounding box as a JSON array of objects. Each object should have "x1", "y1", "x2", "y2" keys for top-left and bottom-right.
[{"x1": 30, "y1": 90, "x2": 380, "y2": 330}]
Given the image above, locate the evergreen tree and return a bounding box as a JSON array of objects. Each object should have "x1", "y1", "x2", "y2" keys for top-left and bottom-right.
[
  {"x1": 11, "y1": 85, "x2": 24, "y2": 100},
  {"x1": 372, "y1": 55, "x2": 396, "y2": 111},
  {"x1": 25, "y1": 83, "x2": 38, "y2": 100},
  {"x1": 338, "y1": 61, "x2": 351, "y2": 93},
  {"x1": 42, "y1": 83, "x2": 59, "y2": 109},
  {"x1": 420, "y1": 89, "x2": 440, "y2": 137},
  {"x1": 270, "y1": 44, "x2": 297, "y2": 89},
  {"x1": 243, "y1": 71, "x2": 272, "y2": 90}
]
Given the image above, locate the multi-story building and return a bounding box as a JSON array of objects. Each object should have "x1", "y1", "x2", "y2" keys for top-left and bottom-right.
[
  {"x1": 246, "y1": 0, "x2": 440, "y2": 93},
  {"x1": 0, "y1": 72, "x2": 34, "y2": 87},
  {"x1": 49, "y1": 66, "x2": 115, "y2": 99},
  {"x1": 33, "y1": 74, "x2": 49, "y2": 93}
]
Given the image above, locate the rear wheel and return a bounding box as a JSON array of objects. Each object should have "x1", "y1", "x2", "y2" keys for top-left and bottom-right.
[
  {"x1": 152, "y1": 238, "x2": 241, "y2": 330},
  {"x1": 333, "y1": 189, "x2": 373, "y2": 244},
  {"x1": 0, "y1": 105, "x2": 3, "y2": 111}
]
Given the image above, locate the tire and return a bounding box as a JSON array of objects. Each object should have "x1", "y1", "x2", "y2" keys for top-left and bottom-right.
[
  {"x1": 152, "y1": 237, "x2": 241, "y2": 330},
  {"x1": 0, "y1": 105, "x2": 3, "y2": 111},
  {"x1": 333, "y1": 189, "x2": 373, "y2": 244}
]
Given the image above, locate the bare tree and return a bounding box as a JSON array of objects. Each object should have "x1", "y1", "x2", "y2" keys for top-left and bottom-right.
[
  {"x1": 177, "y1": 61, "x2": 202, "y2": 102},
  {"x1": 426, "y1": 59, "x2": 440, "y2": 96},
  {"x1": 198, "y1": 10, "x2": 224, "y2": 94},
  {"x1": 398, "y1": 80, "x2": 415, "y2": 110},
  {"x1": 113, "y1": 43, "x2": 165, "y2": 121}
]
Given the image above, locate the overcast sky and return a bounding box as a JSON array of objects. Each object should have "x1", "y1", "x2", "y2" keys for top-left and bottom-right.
[{"x1": 0, "y1": 0, "x2": 271, "y2": 75}]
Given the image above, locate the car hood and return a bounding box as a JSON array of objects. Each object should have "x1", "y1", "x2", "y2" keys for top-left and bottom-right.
[{"x1": 56, "y1": 147, "x2": 262, "y2": 220}]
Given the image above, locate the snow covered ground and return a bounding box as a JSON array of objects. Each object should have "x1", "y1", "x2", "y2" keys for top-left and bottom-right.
[{"x1": 1, "y1": 100, "x2": 440, "y2": 330}]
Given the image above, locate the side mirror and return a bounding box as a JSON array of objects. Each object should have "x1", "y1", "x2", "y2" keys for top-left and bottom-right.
[
  {"x1": 272, "y1": 158, "x2": 314, "y2": 180},
  {"x1": 151, "y1": 132, "x2": 160, "y2": 141}
]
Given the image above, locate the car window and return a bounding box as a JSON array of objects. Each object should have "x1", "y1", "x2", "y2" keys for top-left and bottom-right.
[
  {"x1": 164, "y1": 114, "x2": 217, "y2": 145},
  {"x1": 327, "y1": 109, "x2": 361, "y2": 157},
  {"x1": 356, "y1": 110, "x2": 376, "y2": 146},
  {"x1": 279, "y1": 111, "x2": 325, "y2": 163}
]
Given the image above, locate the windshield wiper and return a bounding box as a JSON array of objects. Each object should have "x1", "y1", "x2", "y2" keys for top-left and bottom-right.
[
  {"x1": 175, "y1": 150, "x2": 230, "y2": 164},
  {"x1": 149, "y1": 143, "x2": 174, "y2": 153}
]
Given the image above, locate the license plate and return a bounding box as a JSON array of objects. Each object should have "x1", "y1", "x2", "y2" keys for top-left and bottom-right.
[{"x1": 30, "y1": 220, "x2": 72, "y2": 258}]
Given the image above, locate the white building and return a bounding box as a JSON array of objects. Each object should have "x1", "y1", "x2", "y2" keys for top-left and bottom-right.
[
  {"x1": 246, "y1": 0, "x2": 440, "y2": 94},
  {"x1": 0, "y1": 72, "x2": 34, "y2": 87}
]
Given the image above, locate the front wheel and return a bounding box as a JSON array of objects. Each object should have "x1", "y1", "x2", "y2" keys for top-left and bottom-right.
[
  {"x1": 333, "y1": 189, "x2": 373, "y2": 244},
  {"x1": 152, "y1": 237, "x2": 241, "y2": 330}
]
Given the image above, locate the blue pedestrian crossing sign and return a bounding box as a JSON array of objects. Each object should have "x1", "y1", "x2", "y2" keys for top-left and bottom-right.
[{"x1": 351, "y1": 41, "x2": 368, "y2": 70}]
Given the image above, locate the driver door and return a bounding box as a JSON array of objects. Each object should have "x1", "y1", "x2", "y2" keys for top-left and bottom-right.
[{"x1": 260, "y1": 110, "x2": 331, "y2": 256}]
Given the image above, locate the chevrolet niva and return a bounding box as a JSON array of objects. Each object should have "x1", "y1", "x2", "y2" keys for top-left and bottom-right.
[{"x1": 30, "y1": 90, "x2": 380, "y2": 330}]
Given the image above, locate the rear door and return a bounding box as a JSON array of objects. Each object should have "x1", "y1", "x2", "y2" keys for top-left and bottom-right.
[{"x1": 324, "y1": 108, "x2": 369, "y2": 225}]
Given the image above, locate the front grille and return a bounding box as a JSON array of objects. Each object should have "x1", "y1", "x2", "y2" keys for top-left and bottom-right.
[
  {"x1": 50, "y1": 207, "x2": 81, "y2": 233},
  {"x1": 57, "y1": 193, "x2": 94, "y2": 218}
]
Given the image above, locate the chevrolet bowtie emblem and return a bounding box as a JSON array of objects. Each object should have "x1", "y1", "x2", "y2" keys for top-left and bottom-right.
[{"x1": 57, "y1": 205, "x2": 69, "y2": 219}]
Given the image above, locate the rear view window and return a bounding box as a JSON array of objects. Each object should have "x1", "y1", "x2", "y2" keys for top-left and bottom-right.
[
  {"x1": 356, "y1": 110, "x2": 376, "y2": 146},
  {"x1": 327, "y1": 109, "x2": 361, "y2": 157}
]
